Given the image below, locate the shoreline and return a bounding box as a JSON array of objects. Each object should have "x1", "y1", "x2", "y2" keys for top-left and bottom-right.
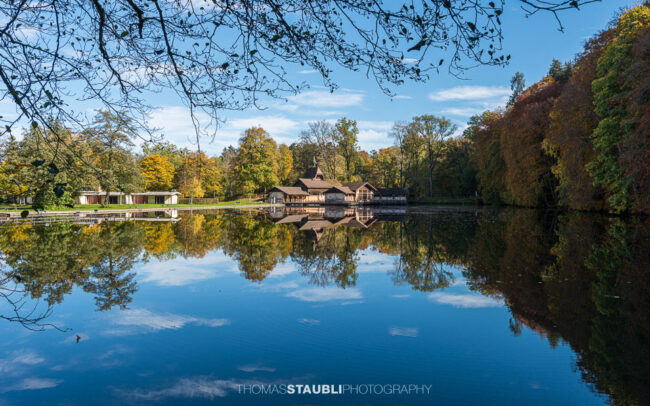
[{"x1": 0, "y1": 203, "x2": 282, "y2": 217}]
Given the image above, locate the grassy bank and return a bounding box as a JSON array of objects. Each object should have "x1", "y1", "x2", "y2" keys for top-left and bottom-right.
[{"x1": 0, "y1": 200, "x2": 269, "y2": 212}]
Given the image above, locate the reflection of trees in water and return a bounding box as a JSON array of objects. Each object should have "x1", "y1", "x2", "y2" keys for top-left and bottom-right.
[
  {"x1": 291, "y1": 226, "x2": 362, "y2": 288},
  {"x1": 81, "y1": 222, "x2": 142, "y2": 311},
  {"x1": 0, "y1": 268, "x2": 68, "y2": 331},
  {"x1": 0, "y1": 209, "x2": 648, "y2": 404},
  {"x1": 463, "y1": 211, "x2": 650, "y2": 406}
]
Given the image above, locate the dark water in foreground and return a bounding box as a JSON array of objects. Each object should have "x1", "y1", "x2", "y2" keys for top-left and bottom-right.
[{"x1": 0, "y1": 207, "x2": 648, "y2": 405}]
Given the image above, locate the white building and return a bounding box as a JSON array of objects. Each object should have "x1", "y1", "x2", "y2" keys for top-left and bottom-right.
[{"x1": 76, "y1": 190, "x2": 180, "y2": 205}]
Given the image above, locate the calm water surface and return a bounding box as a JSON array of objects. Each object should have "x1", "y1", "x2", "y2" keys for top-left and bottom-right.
[{"x1": 0, "y1": 207, "x2": 648, "y2": 405}]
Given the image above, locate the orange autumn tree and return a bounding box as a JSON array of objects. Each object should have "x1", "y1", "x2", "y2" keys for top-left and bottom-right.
[
  {"x1": 544, "y1": 30, "x2": 613, "y2": 212},
  {"x1": 500, "y1": 78, "x2": 564, "y2": 207}
]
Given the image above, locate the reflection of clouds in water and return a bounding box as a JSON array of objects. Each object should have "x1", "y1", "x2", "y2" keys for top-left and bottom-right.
[
  {"x1": 118, "y1": 377, "x2": 289, "y2": 401},
  {"x1": 388, "y1": 327, "x2": 419, "y2": 338},
  {"x1": 138, "y1": 255, "x2": 238, "y2": 286},
  {"x1": 286, "y1": 287, "x2": 363, "y2": 302},
  {"x1": 0, "y1": 377, "x2": 62, "y2": 393},
  {"x1": 265, "y1": 262, "x2": 297, "y2": 278},
  {"x1": 297, "y1": 318, "x2": 320, "y2": 325},
  {"x1": 237, "y1": 365, "x2": 276, "y2": 373},
  {"x1": 104, "y1": 309, "x2": 230, "y2": 336},
  {"x1": 0, "y1": 351, "x2": 45, "y2": 374},
  {"x1": 0, "y1": 351, "x2": 61, "y2": 394},
  {"x1": 428, "y1": 293, "x2": 503, "y2": 308},
  {"x1": 253, "y1": 281, "x2": 300, "y2": 292}
]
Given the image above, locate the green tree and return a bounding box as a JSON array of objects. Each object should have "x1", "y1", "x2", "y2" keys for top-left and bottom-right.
[
  {"x1": 86, "y1": 110, "x2": 143, "y2": 206},
  {"x1": 277, "y1": 144, "x2": 294, "y2": 184},
  {"x1": 547, "y1": 58, "x2": 573, "y2": 83},
  {"x1": 234, "y1": 127, "x2": 279, "y2": 195},
  {"x1": 410, "y1": 115, "x2": 457, "y2": 198},
  {"x1": 507, "y1": 72, "x2": 526, "y2": 107},
  {"x1": 334, "y1": 118, "x2": 359, "y2": 182},
  {"x1": 588, "y1": 6, "x2": 650, "y2": 213},
  {"x1": 1, "y1": 122, "x2": 93, "y2": 209}
]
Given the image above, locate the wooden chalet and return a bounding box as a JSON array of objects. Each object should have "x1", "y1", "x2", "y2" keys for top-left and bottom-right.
[{"x1": 268, "y1": 159, "x2": 407, "y2": 206}]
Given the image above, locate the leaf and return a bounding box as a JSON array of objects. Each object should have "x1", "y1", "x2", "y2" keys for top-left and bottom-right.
[
  {"x1": 467, "y1": 22, "x2": 476, "y2": 31},
  {"x1": 155, "y1": 50, "x2": 164, "y2": 55},
  {"x1": 47, "y1": 163, "x2": 59, "y2": 174},
  {"x1": 120, "y1": 31, "x2": 129, "y2": 38},
  {"x1": 32, "y1": 160, "x2": 45, "y2": 167}
]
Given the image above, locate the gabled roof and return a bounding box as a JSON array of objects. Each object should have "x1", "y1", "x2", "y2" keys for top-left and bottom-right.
[
  {"x1": 294, "y1": 178, "x2": 334, "y2": 190},
  {"x1": 303, "y1": 166, "x2": 324, "y2": 180},
  {"x1": 275, "y1": 214, "x2": 309, "y2": 224},
  {"x1": 270, "y1": 186, "x2": 310, "y2": 196},
  {"x1": 343, "y1": 182, "x2": 378, "y2": 192},
  {"x1": 325, "y1": 186, "x2": 354, "y2": 195},
  {"x1": 299, "y1": 220, "x2": 333, "y2": 230}
]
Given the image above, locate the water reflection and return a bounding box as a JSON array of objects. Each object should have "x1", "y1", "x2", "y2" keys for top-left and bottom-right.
[{"x1": 0, "y1": 208, "x2": 648, "y2": 405}]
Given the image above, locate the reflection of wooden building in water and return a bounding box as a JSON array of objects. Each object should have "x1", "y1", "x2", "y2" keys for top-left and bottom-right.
[
  {"x1": 273, "y1": 207, "x2": 377, "y2": 242},
  {"x1": 268, "y1": 160, "x2": 407, "y2": 206}
]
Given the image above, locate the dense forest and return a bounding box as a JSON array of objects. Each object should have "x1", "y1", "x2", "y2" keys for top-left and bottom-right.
[{"x1": 0, "y1": 5, "x2": 648, "y2": 214}]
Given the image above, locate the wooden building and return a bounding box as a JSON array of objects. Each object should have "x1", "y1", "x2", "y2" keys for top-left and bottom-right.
[
  {"x1": 268, "y1": 160, "x2": 406, "y2": 206},
  {"x1": 373, "y1": 188, "x2": 409, "y2": 204}
]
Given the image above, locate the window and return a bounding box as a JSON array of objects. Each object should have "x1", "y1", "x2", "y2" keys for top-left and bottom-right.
[
  {"x1": 155, "y1": 196, "x2": 165, "y2": 204},
  {"x1": 134, "y1": 195, "x2": 148, "y2": 204},
  {"x1": 86, "y1": 195, "x2": 101, "y2": 204}
]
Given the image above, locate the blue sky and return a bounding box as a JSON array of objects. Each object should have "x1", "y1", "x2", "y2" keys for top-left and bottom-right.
[{"x1": 0, "y1": 1, "x2": 633, "y2": 155}]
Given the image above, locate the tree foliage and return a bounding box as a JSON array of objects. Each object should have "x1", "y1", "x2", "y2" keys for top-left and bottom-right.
[
  {"x1": 588, "y1": 6, "x2": 650, "y2": 213},
  {"x1": 140, "y1": 154, "x2": 174, "y2": 191}
]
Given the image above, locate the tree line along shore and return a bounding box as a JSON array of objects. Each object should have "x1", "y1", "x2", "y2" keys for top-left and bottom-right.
[{"x1": 0, "y1": 6, "x2": 648, "y2": 215}]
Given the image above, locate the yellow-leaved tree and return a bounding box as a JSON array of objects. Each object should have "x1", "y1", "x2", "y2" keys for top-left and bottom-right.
[{"x1": 140, "y1": 154, "x2": 175, "y2": 191}]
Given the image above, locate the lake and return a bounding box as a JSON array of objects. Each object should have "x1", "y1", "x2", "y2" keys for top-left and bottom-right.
[{"x1": 0, "y1": 207, "x2": 647, "y2": 405}]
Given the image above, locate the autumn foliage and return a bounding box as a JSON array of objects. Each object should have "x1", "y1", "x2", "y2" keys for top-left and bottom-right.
[{"x1": 473, "y1": 4, "x2": 650, "y2": 214}]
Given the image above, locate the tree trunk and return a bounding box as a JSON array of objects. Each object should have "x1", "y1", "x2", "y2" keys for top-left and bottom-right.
[
  {"x1": 428, "y1": 147, "x2": 434, "y2": 198},
  {"x1": 103, "y1": 189, "x2": 110, "y2": 207}
]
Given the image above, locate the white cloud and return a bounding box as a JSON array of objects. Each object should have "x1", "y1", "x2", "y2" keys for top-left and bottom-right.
[
  {"x1": 237, "y1": 365, "x2": 276, "y2": 373},
  {"x1": 392, "y1": 95, "x2": 412, "y2": 100},
  {"x1": 297, "y1": 318, "x2": 321, "y2": 325},
  {"x1": 429, "y1": 86, "x2": 510, "y2": 102},
  {"x1": 428, "y1": 293, "x2": 503, "y2": 308},
  {"x1": 388, "y1": 327, "x2": 418, "y2": 338},
  {"x1": 121, "y1": 378, "x2": 240, "y2": 400},
  {"x1": 0, "y1": 378, "x2": 62, "y2": 393},
  {"x1": 138, "y1": 256, "x2": 238, "y2": 286},
  {"x1": 227, "y1": 115, "x2": 299, "y2": 135},
  {"x1": 288, "y1": 90, "x2": 364, "y2": 108},
  {"x1": 298, "y1": 69, "x2": 319, "y2": 74},
  {"x1": 440, "y1": 107, "x2": 488, "y2": 117},
  {"x1": 286, "y1": 287, "x2": 362, "y2": 302},
  {"x1": 106, "y1": 309, "x2": 230, "y2": 335},
  {"x1": 0, "y1": 351, "x2": 45, "y2": 375},
  {"x1": 119, "y1": 377, "x2": 287, "y2": 401}
]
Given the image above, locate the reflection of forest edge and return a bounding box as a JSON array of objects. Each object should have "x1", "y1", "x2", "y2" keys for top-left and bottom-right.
[{"x1": 0, "y1": 208, "x2": 648, "y2": 405}]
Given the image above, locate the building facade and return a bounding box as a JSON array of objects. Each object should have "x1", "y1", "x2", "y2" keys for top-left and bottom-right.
[
  {"x1": 269, "y1": 163, "x2": 407, "y2": 205},
  {"x1": 76, "y1": 190, "x2": 180, "y2": 205}
]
